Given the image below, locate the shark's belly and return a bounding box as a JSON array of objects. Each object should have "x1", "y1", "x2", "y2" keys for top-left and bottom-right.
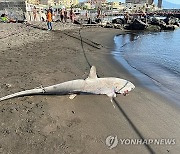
[{"x1": 82, "y1": 79, "x2": 113, "y2": 95}]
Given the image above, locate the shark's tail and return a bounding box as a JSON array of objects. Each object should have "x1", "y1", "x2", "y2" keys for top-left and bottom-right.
[{"x1": 0, "y1": 88, "x2": 43, "y2": 102}]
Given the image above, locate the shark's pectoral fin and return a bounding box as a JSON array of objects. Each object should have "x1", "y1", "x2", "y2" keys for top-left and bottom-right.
[
  {"x1": 69, "y1": 94, "x2": 77, "y2": 100},
  {"x1": 86, "y1": 66, "x2": 98, "y2": 80}
]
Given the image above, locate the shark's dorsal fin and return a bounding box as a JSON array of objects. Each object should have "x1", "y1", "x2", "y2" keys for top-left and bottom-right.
[{"x1": 86, "y1": 66, "x2": 98, "y2": 80}]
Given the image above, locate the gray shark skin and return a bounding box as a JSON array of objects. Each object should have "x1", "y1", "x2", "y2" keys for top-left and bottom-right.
[{"x1": 0, "y1": 66, "x2": 135, "y2": 102}]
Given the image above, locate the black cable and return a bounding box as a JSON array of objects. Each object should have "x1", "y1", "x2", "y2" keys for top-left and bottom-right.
[
  {"x1": 78, "y1": 27, "x2": 155, "y2": 153},
  {"x1": 78, "y1": 27, "x2": 92, "y2": 68}
]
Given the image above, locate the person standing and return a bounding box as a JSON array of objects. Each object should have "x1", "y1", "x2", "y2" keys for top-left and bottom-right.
[
  {"x1": 97, "y1": 7, "x2": 101, "y2": 18},
  {"x1": 33, "y1": 6, "x2": 37, "y2": 21},
  {"x1": 70, "y1": 8, "x2": 74, "y2": 23},
  {"x1": 60, "y1": 9, "x2": 64, "y2": 22},
  {"x1": 124, "y1": 12, "x2": 129, "y2": 24},
  {"x1": 85, "y1": 11, "x2": 88, "y2": 20},
  {"x1": 64, "y1": 9, "x2": 67, "y2": 23},
  {"x1": 47, "y1": 9, "x2": 52, "y2": 30}
]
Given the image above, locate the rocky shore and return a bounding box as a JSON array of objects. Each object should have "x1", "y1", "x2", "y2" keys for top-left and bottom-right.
[
  {"x1": 0, "y1": 23, "x2": 180, "y2": 154},
  {"x1": 94, "y1": 15, "x2": 180, "y2": 31}
]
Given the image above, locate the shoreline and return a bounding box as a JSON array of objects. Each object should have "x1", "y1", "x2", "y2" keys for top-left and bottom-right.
[
  {"x1": 0, "y1": 24, "x2": 180, "y2": 153},
  {"x1": 112, "y1": 38, "x2": 180, "y2": 107},
  {"x1": 79, "y1": 27, "x2": 179, "y2": 108},
  {"x1": 112, "y1": 30, "x2": 180, "y2": 107}
]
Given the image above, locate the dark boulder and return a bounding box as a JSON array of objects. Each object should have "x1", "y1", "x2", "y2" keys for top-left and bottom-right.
[
  {"x1": 146, "y1": 25, "x2": 161, "y2": 31},
  {"x1": 113, "y1": 24, "x2": 123, "y2": 29},
  {"x1": 164, "y1": 16, "x2": 179, "y2": 25},
  {"x1": 174, "y1": 22, "x2": 180, "y2": 27},
  {"x1": 126, "y1": 19, "x2": 148, "y2": 30},
  {"x1": 17, "y1": 20, "x2": 24, "y2": 23},
  {"x1": 150, "y1": 17, "x2": 177, "y2": 30},
  {"x1": 150, "y1": 17, "x2": 166, "y2": 27},
  {"x1": 161, "y1": 24, "x2": 175, "y2": 30},
  {"x1": 95, "y1": 18, "x2": 101, "y2": 23},
  {"x1": 112, "y1": 18, "x2": 124, "y2": 24},
  {"x1": 104, "y1": 22, "x2": 113, "y2": 28},
  {"x1": 74, "y1": 20, "x2": 81, "y2": 25}
]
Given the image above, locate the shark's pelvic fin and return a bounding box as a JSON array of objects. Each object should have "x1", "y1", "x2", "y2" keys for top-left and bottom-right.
[
  {"x1": 69, "y1": 94, "x2": 77, "y2": 100},
  {"x1": 86, "y1": 66, "x2": 98, "y2": 80}
]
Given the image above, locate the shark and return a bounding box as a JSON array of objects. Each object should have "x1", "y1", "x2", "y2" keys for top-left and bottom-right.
[{"x1": 0, "y1": 66, "x2": 135, "y2": 102}]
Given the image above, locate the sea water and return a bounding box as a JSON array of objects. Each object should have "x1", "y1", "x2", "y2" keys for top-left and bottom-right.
[{"x1": 113, "y1": 29, "x2": 180, "y2": 105}]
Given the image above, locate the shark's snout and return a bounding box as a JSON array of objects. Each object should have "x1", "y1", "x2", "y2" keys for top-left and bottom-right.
[{"x1": 118, "y1": 81, "x2": 135, "y2": 95}]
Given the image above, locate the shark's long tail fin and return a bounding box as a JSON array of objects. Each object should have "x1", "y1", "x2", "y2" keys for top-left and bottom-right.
[{"x1": 0, "y1": 88, "x2": 43, "y2": 102}]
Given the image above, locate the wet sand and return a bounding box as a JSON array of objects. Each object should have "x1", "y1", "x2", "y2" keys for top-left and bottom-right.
[{"x1": 0, "y1": 23, "x2": 180, "y2": 154}]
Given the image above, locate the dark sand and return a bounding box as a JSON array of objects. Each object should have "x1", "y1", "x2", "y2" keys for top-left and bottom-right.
[{"x1": 0, "y1": 25, "x2": 180, "y2": 154}]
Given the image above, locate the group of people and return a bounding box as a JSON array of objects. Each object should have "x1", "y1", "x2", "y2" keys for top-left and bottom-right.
[
  {"x1": 46, "y1": 8, "x2": 75, "y2": 31},
  {"x1": 59, "y1": 8, "x2": 75, "y2": 23}
]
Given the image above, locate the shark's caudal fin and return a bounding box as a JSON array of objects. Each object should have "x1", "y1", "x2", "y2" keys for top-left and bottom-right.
[
  {"x1": 0, "y1": 88, "x2": 43, "y2": 102},
  {"x1": 86, "y1": 66, "x2": 98, "y2": 80}
]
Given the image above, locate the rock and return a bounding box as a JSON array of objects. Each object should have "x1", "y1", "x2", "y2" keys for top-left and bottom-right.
[
  {"x1": 174, "y1": 21, "x2": 180, "y2": 27},
  {"x1": 104, "y1": 23, "x2": 113, "y2": 28},
  {"x1": 74, "y1": 20, "x2": 81, "y2": 25},
  {"x1": 150, "y1": 17, "x2": 160, "y2": 25},
  {"x1": 112, "y1": 18, "x2": 124, "y2": 24},
  {"x1": 150, "y1": 17, "x2": 166, "y2": 27},
  {"x1": 173, "y1": 25, "x2": 179, "y2": 29},
  {"x1": 1, "y1": 83, "x2": 12, "y2": 89},
  {"x1": 161, "y1": 24, "x2": 175, "y2": 30},
  {"x1": 176, "y1": 23, "x2": 180, "y2": 27},
  {"x1": 113, "y1": 24, "x2": 123, "y2": 29},
  {"x1": 164, "y1": 16, "x2": 179, "y2": 25},
  {"x1": 72, "y1": 111, "x2": 75, "y2": 114},
  {"x1": 87, "y1": 18, "x2": 97, "y2": 24},
  {"x1": 126, "y1": 19, "x2": 148, "y2": 30},
  {"x1": 101, "y1": 22, "x2": 107, "y2": 27},
  {"x1": 17, "y1": 20, "x2": 24, "y2": 23},
  {"x1": 150, "y1": 17, "x2": 178, "y2": 30},
  {"x1": 146, "y1": 25, "x2": 161, "y2": 31},
  {"x1": 95, "y1": 18, "x2": 101, "y2": 23},
  {"x1": 101, "y1": 21, "x2": 114, "y2": 28}
]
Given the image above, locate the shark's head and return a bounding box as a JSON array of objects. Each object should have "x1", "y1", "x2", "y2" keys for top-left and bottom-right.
[
  {"x1": 87, "y1": 66, "x2": 135, "y2": 96},
  {"x1": 114, "y1": 80, "x2": 135, "y2": 96}
]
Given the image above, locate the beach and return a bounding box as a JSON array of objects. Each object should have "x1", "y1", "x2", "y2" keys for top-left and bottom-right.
[{"x1": 0, "y1": 23, "x2": 180, "y2": 154}]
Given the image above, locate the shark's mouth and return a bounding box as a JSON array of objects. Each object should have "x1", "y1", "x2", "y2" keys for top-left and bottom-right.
[
  {"x1": 123, "y1": 90, "x2": 129, "y2": 96},
  {"x1": 116, "y1": 81, "x2": 129, "y2": 95}
]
